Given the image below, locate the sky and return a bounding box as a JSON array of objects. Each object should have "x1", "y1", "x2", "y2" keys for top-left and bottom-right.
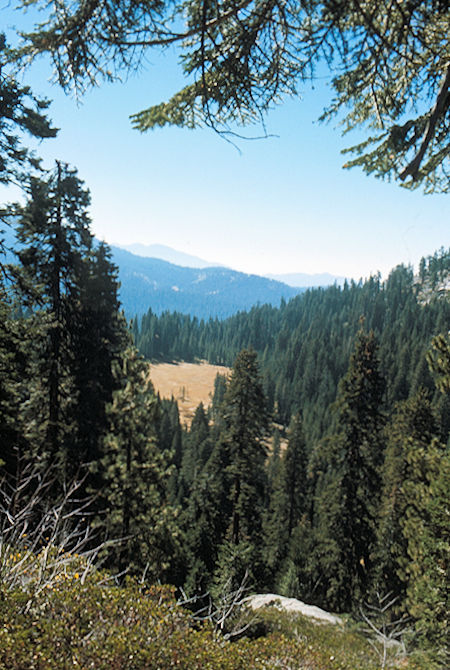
[{"x1": 3, "y1": 6, "x2": 449, "y2": 280}]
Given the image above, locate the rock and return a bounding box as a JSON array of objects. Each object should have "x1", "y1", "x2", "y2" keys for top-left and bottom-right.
[{"x1": 245, "y1": 593, "x2": 343, "y2": 626}]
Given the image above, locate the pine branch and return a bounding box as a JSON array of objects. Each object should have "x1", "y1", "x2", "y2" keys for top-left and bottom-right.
[{"x1": 400, "y1": 64, "x2": 450, "y2": 182}]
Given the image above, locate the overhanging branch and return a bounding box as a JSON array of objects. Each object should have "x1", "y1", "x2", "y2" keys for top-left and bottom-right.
[{"x1": 400, "y1": 63, "x2": 450, "y2": 182}]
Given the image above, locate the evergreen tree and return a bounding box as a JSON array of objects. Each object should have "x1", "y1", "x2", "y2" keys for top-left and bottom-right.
[
  {"x1": 70, "y1": 241, "x2": 128, "y2": 472},
  {"x1": 376, "y1": 390, "x2": 438, "y2": 609},
  {"x1": 210, "y1": 372, "x2": 228, "y2": 420},
  {"x1": 0, "y1": 284, "x2": 29, "y2": 478},
  {"x1": 210, "y1": 349, "x2": 269, "y2": 592},
  {"x1": 0, "y1": 33, "x2": 56, "y2": 188},
  {"x1": 399, "y1": 340, "x2": 450, "y2": 663},
  {"x1": 154, "y1": 396, "x2": 183, "y2": 503},
  {"x1": 427, "y1": 333, "x2": 450, "y2": 396},
  {"x1": 182, "y1": 465, "x2": 227, "y2": 595},
  {"x1": 95, "y1": 347, "x2": 179, "y2": 579},
  {"x1": 263, "y1": 414, "x2": 309, "y2": 588},
  {"x1": 401, "y1": 438, "x2": 449, "y2": 666},
  {"x1": 14, "y1": 2, "x2": 450, "y2": 191},
  {"x1": 262, "y1": 436, "x2": 286, "y2": 587},
  {"x1": 276, "y1": 519, "x2": 315, "y2": 601},
  {"x1": 283, "y1": 414, "x2": 309, "y2": 538},
  {"x1": 313, "y1": 328, "x2": 386, "y2": 611},
  {"x1": 179, "y1": 402, "x2": 211, "y2": 501},
  {"x1": 11, "y1": 164, "x2": 128, "y2": 492},
  {"x1": 13, "y1": 163, "x2": 93, "y2": 472},
  {"x1": 222, "y1": 349, "x2": 269, "y2": 548}
]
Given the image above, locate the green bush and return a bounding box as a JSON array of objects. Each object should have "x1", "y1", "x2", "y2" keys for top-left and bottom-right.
[{"x1": 0, "y1": 573, "x2": 414, "y2": 670}]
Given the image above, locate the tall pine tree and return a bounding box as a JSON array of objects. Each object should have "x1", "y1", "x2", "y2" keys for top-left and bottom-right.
[
  {"x1": 211, "y1": 349, "x2": 269, "y2": 595},
  {"x1": 95, "y1": 348, "x2": 180, "y2": 579},
  {"x1": 313, "y1": 328, "x2": 385, "y2": 611},
  {"x1": 263, "y1": 413, "x2": 310, "y2": 591},
  {"x1": 11, "y1": 163, "x2": 127, "y2": 496},
  {"x1": 376, "y1": 390, "x2": 437, "y2": 609},
  {"x1": 13, "y1": 163, "x2": 92, "y2": 473}
]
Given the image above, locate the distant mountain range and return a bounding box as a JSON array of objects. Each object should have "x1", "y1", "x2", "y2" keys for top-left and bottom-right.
[
  {"x1": 1, "y1": 226, "x2": 345, "y2": 319},
  {"x1": 116, "y1": 243, "x2": 347, "y2": 288},
  {"x1": 109, "y1": 246, "x2": 305, "y2": 319},
  {"x1": 117, "y1": 243, "x2": 222, "y2": 269}
]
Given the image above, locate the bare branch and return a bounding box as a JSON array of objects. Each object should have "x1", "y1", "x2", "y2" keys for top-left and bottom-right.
[
  {"x1": 177, "y1": 571, "x2": 258, "y2": 641},
  {"x1": 0, "y1": 458, "x2": 108, "y2": 603}
]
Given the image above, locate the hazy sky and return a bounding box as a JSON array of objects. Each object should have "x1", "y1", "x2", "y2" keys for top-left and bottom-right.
[{"x1": 3, "y1": 8, "x2": 449, "y2": 279}]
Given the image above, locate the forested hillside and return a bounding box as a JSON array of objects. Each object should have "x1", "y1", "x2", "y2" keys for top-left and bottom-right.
[
  {"x1": 2, "y1": 174, "x2": 449, "y2": 665},
  {"x1": 130, "y1": 249, "x2": 450, "y2": 668},
  {"x1": 134, "y1": 248, "x2": 450, "y2": 443}
]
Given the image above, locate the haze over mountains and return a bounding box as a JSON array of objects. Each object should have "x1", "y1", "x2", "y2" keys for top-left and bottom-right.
[
  {"x1": 109, "y1": 245, "x2": 306, "y2": 319},
  {"x1": 1, "y1": 226, "x2": 347, "y2": 319},
  {"x1": 118, "y1": 243, "x2": 222, "y2": 269},
  {"x1": 266, "y1": 271, "x2": 346, "y2": 287},
  {"x1": 112, "y1": 243, "x2": 347, "y2": 317},
  {"x1": 111, "y1": 244, "x2": 351, "y2": 318},
  {"x1": 116, "y1": 243, "x2": 347, "y2": 287}
]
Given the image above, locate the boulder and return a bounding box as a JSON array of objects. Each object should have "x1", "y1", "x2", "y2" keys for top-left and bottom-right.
[{"x1": 245, "y1": 593, "x2": 343, "y2": 626}]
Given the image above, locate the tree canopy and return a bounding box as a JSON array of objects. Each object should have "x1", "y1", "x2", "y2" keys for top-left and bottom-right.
[
  {"x1": 9, "y1": 0, "x2": 450, "y2": 192},
  {"x1": 0, "y1": 33, "x2": 56, "y2": 188}
]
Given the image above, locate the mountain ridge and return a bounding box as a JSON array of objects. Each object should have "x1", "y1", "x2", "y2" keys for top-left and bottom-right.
[
  {"x1": 115, "y1": 243, "x2": 222, "y2": 269},
  {"x1": 109, "y1": 245, "x2": 305, "y2": 319},
  {"x1": 115, "y1": 242, "x2": 347, "y2": 287},
  {"x1": 1, "y1": 226, "x2": 306, "y2": 318}
]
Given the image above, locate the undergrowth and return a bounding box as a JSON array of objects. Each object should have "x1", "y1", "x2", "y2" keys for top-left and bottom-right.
[{"x1": 0, "y1": 552, "x2": 431, "y2": 670}]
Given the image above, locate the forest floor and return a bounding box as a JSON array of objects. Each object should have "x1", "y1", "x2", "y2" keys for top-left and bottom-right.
[{"x1": 149, "y1": 360, "x2": 230, "y2": 426}]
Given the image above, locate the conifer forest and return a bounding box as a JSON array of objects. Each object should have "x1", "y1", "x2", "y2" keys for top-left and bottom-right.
[
  {"x1": 1, "y1": 3, "x2": 450, "y2": 667},
  {"x1": 2, "y1": 174, "x2": 449, "y2": 665}
]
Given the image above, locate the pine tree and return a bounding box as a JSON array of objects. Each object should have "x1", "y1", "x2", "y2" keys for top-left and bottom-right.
[
  {"x1": 263, "y1": 414, "x2": 309, "y2": 589},
  {"x1": 179, "y1": 402, "x2": 211, "y2": 501},
  {"x1": 313, "y1": 328, "x2": 386, "y2": 611},
  {"x1": 262, "y1": 433, "x2": 287, "y2": 586},
  {"x1": 283, "y1": 414, "x2": 309, "y2": 538},
  {"x1": 276, "y1": 519, "x2": 315, "y2": 601},
  {"x1": 399, "y1": 339, "x2": 450, "y2": 663},
  {"x1": 0, "y1": 283, "x2": 29, "y2": 478},
  {"x1": 210, "y1": 372, "x2": 228, "y2": 420},
  {"x1": 427, "y1": 333, "x2": 450, "y2": 396},
  {"x1": 210, "y1": 349, "x2": 269, "y2": 593},
  {"x1": 13, "y1": 163, "x2": 93, "y2": 473},
  {"x1": 0, "y1": 33, "x2": 56, "y2": 187},
  {"x1": 182, "y1": 466, "x2": 227, "y2": 595},
  {"x1": 71, "y1": 241, "x2": 128, "y2": 472},
  {"x1": 401, "y1": 438, "x2": 449, "y2": 665},
  {"x1": 222, "y1": 349, "x2": 269, "y2": 547},
  {"x1": 14, "y1": 1, "x2": 450, "y2": 191},
  {"x1": 154, "y1": 397, "x2": 184, "y2": 503},
  {"x1": 11, "y1": 165, "x2": 127, "y2": 487},
  {"x1": 376, "y1": 390, "x2": 437, "y2": 609},
  {"x1": 95, "y1": 347, "x2": 179, "y2": 579}
]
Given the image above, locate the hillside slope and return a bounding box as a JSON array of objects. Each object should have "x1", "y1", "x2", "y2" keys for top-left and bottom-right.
[{"x1": 110, "y1": 245, "x2": 304, "y2": 318}]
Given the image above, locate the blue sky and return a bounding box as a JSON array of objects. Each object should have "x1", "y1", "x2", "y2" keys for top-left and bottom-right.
[{"x1": 3, "y1": 6, "x2": 449, "y2": 279}]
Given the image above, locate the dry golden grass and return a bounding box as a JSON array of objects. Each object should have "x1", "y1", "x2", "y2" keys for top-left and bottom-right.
[{"x1": 149, "y1": 361, "x2": 230, "y2": 426}]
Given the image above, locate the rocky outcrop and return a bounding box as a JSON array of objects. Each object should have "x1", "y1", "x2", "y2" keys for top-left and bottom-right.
[{"x1": 245, "y1": 594, "x2": 343, "y2": 626}]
